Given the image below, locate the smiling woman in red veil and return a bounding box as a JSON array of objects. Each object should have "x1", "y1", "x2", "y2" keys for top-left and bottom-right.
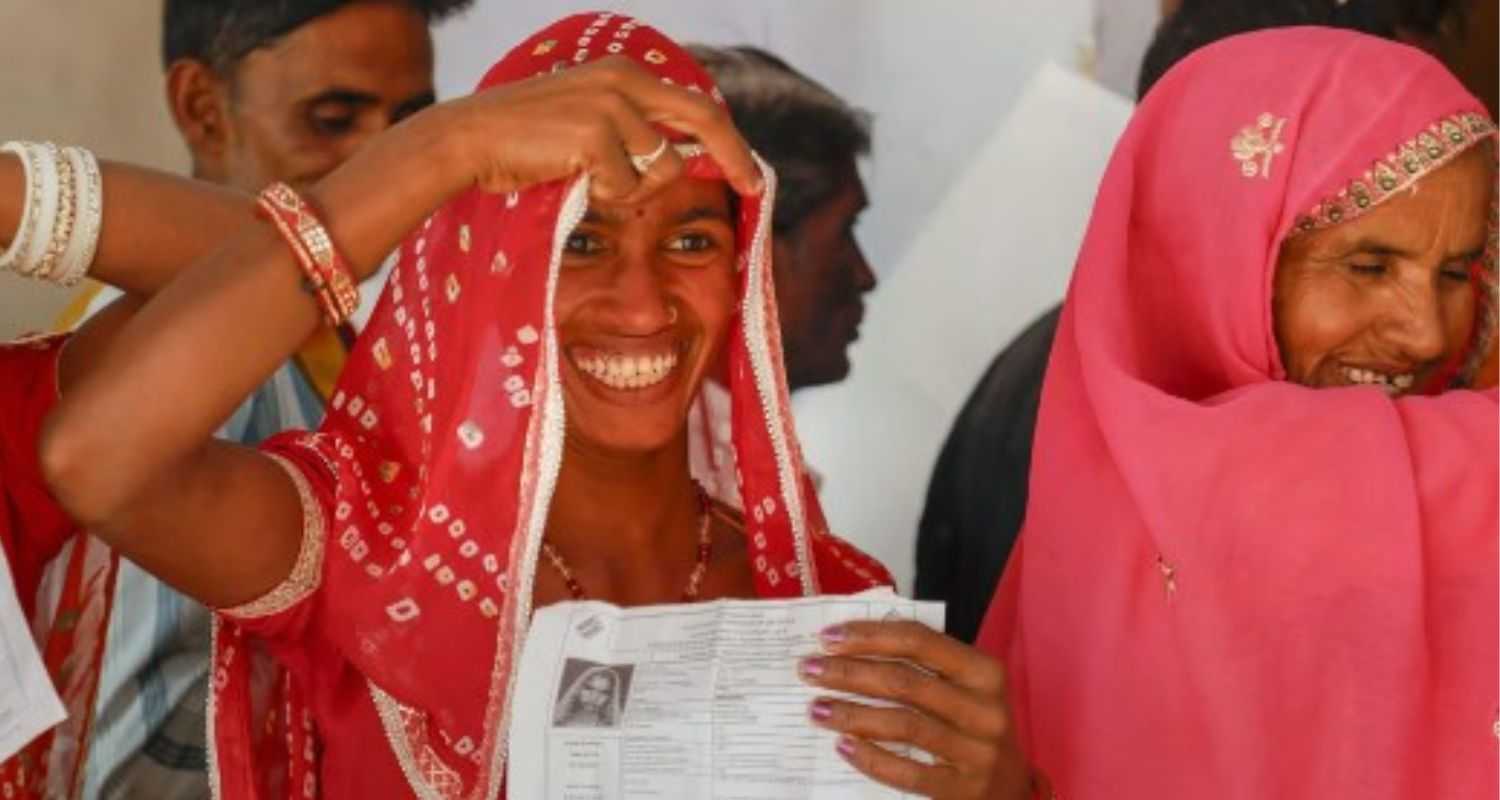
[{"x1": 18, "y1": 13, "x2": 1029, "y2": 800}]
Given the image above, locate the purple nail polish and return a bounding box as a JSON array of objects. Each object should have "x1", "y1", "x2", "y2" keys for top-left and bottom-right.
[
  {"x1": 800, "y1": 657, "x2": 826, "y2": 678},
  {"x1": 820, "y1": 625, "x2": 848, "y2": 646},
  {"x1": 810, "y1": 699, "x2": 833, "y2": 722},
  {"x1": 836, "y1": 736, "x2": 857, "y2": 758}
]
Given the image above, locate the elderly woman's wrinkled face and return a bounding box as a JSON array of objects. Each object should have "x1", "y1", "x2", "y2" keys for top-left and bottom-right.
[
  {"x1": 555, "y1": 178, "x2": 737, "y2": 454},
  {"x1": 1273, "y1": 146, "x2": 1493, "y2": 396}
]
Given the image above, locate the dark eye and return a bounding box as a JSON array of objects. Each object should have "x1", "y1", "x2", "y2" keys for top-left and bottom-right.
[
  {"x1": 307, "y1": 101, "x2": 359, "y2": 136},
  {"x1": 565, "y1": 232, "x2": 605, "y2": 255},
  {"x1": 309, "y1": 112, "x2": 356, "y2": 137},
  {"x1": 666, "y1": 232, "x2": 716, "y2": 253},
  {"x1": 1439, "y1": 261, "x2": 1473, "y2": 283},
  {"x1": 1348, "y1": 261, "x2": 1387, "y2": 277}
]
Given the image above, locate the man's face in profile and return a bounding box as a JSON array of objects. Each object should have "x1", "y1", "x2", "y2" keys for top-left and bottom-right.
[{"x1": 772, "y1": 159, "x2": 877, "y2": 391}]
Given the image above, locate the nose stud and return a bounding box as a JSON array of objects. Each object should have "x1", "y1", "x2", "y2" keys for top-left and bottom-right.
[{"x1": 667, "y1": 306, "x2": 679, "y2": 324}]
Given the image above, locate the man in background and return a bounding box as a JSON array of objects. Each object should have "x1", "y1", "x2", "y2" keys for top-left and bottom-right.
[
  {"x1": 682, "y1": 45, "x2": 876, "y2": 500},
  {"x1": 916, "y1": 0, "x2": 1498, "y2": 643},
  {"x1": 62, "y1": 2, "x2": 470, "y2": 796},
  {"x1": 690, "y1": 45, "x2": 878, "y2": 393}
]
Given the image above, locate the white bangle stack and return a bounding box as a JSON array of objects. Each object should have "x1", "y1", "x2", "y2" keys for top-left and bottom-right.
[{"x1": 0, "y1": 140, "x2": 104, "y2": 287}]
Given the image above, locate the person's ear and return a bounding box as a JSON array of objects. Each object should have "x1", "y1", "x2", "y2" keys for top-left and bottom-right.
[{"x1": 165, "y1": 58, "x2": 232, "y2": 181}]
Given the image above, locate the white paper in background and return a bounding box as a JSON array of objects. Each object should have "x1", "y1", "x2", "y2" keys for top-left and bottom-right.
[
  {"x1": 0, "y1": 544, "x2": 66, "y2": 761},
  {"x1": 793, "y1": 63, "x2": 1134, "y2": 591},
  {"x1": 508, "y1": 589, "x2": 944, "y2": 800}
]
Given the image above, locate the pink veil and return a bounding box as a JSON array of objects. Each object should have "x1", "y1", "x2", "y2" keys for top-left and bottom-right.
[{"x1": 979, "y1": 28, "x2": 1498, "y2": 799}]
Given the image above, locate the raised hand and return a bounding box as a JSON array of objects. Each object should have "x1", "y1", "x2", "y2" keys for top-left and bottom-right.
[{"x1": 452, "y1": 56, "x2": 762, "y2": 202}]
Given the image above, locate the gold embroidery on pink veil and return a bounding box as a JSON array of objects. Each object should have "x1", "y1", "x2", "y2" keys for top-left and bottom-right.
[
  {"x1": 1231, "y1": 113, "x2": 1287, "y2": 179},
  {"x1": 221, "y1": 453, "x2": 326, "y2": 619},
  {"x1": 1293, "y1": 112, "x2": 1496, "y2": 234}
]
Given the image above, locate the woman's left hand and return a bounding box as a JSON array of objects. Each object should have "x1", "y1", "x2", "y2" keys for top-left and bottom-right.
[{"x1": 799, "y1": 620, "x2": 1031, "y2": 799}]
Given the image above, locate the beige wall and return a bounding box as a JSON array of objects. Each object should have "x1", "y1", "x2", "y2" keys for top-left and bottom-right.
[{"x1": 0, "y1": 0, "x2": 186, "y2": 338}]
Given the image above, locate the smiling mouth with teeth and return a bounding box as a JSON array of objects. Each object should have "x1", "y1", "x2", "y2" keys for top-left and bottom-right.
[
  {"x1": 1342, "y1": 365, "x2": 1416, "y2": 396},
  {"x1": 571, "y1": 347, "x2": 682, "y2": 391}
]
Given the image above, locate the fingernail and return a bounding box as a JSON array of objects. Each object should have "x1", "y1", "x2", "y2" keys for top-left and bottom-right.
[
  {"x1": 819, "y1": 625, "x2": 847, "y2": 648},
  {"x1": 836, "y1": 736, "x2": 857, "y2": 758},
  {"x1": 809, "y1": 699, "x2": 833, "y2": 722},
  {"x1": 799, "y1": 657, "x2": 826, "y2": 678}
]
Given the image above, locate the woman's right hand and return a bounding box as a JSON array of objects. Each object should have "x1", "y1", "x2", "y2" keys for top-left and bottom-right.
[{"x1": 450, "y1": 56, "x2": 762, "y2": 203}]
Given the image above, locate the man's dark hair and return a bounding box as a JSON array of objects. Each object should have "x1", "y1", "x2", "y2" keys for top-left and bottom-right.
[
  {"x1": 1137, "y1": 0, "x2": 1465, "y2": 98},
  {"x1": 688, "y1": 45, "x2": 871, "y2": 235},
  {"x1": 163, "y1": 0, "x2": 472, "y2": 72}
]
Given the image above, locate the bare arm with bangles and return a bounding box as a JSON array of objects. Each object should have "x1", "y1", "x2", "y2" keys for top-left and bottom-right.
[
  {"x1": 0, "y1": 156, "x2": 251, "y2": 301},
  {"x1": 0, "y1": 154, "x2": 255, "y2": 387},
  {"x1": 36, "y1": 56, "x2": 760, "y2": 609}
]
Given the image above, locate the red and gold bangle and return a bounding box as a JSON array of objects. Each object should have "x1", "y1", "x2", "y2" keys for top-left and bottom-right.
[{"x1": 255, "y1": 182, "x2": 359, "y2": 327}]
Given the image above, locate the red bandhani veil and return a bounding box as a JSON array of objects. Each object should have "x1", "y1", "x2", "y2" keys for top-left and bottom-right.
[{"x1": 209, "y1": 13, "x2": 889, "y2": 800}]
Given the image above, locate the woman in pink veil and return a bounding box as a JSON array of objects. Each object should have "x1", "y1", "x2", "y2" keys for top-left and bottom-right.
[{"x1": 979, "y1": 27, "x2": 1497, "y2": 798}]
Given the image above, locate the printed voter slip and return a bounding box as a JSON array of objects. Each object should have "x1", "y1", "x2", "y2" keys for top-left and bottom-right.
[{"x1": 509, "y1": 587, "x2": 945, "y2": 799}]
